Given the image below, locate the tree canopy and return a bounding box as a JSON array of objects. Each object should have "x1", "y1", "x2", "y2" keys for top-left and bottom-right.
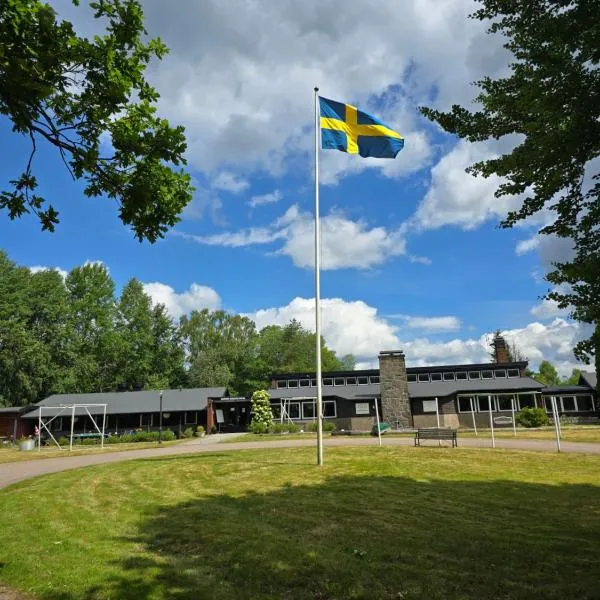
[
  {"x1": 0, "y1": 0, "x2": 193, "y2": 241},
  {"x1": 421, "y1": 0, "x2": 600, "y2": 378},
  {"x1": 0, "y1": 250, "x2": 354, "y2": 406}
]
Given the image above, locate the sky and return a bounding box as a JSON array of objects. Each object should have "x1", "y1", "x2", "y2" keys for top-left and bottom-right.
[{"x1": 0, "y1": 0, "x2": 593, "y2": 376}]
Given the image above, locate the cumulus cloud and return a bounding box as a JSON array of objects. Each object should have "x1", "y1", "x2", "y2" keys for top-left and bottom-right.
[
  {"x1": 211, "y1": 172, "x2": 249, "y2": 194},
  {"x1": 29, "y1": 265, "x2": 69, "y2": 280},
  {"x1": 530, "y1": 298, "x2": 569, "y2": 320},
  {"x1": 178, "y1": 204, "x2": 407, "y2": 270},
  {"x1": 247, "y1": 296, "x2": 589, "y2": 376},
  {"x1": 516, "y1": 235, "x2": 539, "y2": 256},
  {"x1": 389, "y1": 315, "x2": 462, "y2": 332},
  {"x1": 143, "y1": 282, "x2": 221, "y2": 320}
]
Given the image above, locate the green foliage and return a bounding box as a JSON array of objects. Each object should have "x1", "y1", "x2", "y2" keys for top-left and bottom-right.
[
  {"x1": 421, "y1": 1, "x2": 600, "y2": 368},
  {"x1": 0, "y1": 0, "x2": 193, "y2": 240},
  {"x1": 516, "y1": 408, "x2": 550, "y2": 428},
  {"x1": 210, "y1": 425, "x2": 217, "y2": 434},
  {"x1": 182, "y1": 427, "x2": 194, "y2": 439},
  {"x1": 161, "y1": 429, "x2": 176, "y2": 441},
  {"x1": 57, "y1": 436, "x2": 69, "y2": 446},
  {"x1": 531, "y1": 361, "x2": 561, "y2": 387},
  {"x1": 308, "y1": 421, "x2": 336, "y2": 433},
  {"x1": 196, "y1": 425, "x2": 205, "y2": 436},
  {"x1": 249, "y1": 421, "x2": 269, "y2": 434},
  {"x1": 250, "y1": 389, "x2": 273, "y2": 431},
  {"x1": 270, "y1": 423, "x2": 301, "y2": 434}
]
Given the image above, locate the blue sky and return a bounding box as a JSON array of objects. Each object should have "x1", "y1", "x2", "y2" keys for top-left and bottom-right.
[{"x1": 0, "y1": 0, "x2": 590, "y2": 375}]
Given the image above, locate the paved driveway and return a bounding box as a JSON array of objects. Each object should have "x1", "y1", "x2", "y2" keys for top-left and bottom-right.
[{"x1": 2, "y1": 435, "x2": 600, "y2": 491}]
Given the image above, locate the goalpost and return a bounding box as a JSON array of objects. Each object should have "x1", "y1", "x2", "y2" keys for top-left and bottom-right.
[{"x1": 37, "y1": 404, "x2": 107, "y2": 451}]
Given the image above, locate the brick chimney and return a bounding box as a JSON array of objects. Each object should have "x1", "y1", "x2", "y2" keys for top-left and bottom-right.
[
  {"x1": 492, "y1": 333, "x2": 510, "y2": 363},
  {"x1": 378, "y1": 351, "x2": 412, "y2": 429}
]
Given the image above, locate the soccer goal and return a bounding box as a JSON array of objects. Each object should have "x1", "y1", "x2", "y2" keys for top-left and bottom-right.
[{"x1": 36, "y1": 404, "x2": 108, "y2": 451}]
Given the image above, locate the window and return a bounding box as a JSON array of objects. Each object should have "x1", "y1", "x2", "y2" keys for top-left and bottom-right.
[
  {"x1": 458, "y1": 397, "x2": 474, "y2": 413},
  {"x1": 369, "y1": 375, "x2": 380, "y2": 384},
  {"x1": 407, "y1": 373, "x2": 417, "y2": 383},
  {"x1": 430, "y1": 372, "x2": 442, "y2": 381},
  {"x1": 346, "y1": 377, "x2": 357, "y2": 385},
  {"x1": 300, "y1": 379, "x2": 310, "y2": 388},
  {"x1": 469, "y1": 371, "x2": 481, "y2": 380},
  {"x1": 310, "y1": 379, "x2": 317, "y2": 387},
  {"x1": 287, "y1": 380, "x2": 298, "y2": 388},
  {"x1": 302, "y1": 401, "x2": 316, "y2": 419},
  {"x1": 482, "y1": 370, "x2": 494, "y2": 379},
  {"x1": 334, "y1": 377, "x2": 345, "y2": 386},
  {"x1": 496, "y1": 395, "x2": 515, "y2": 411},
  {"x1": 494, "y1": 369, "x2": 506, "y2": 378},
  {"x1": 356, "y1": 402, "x2": 370, "y2": 415},
  {"x1": 443, "y1": 372, "x2": 455, "y2": 381},
  {"x1": 357, "y1": 376, "x2": 368, "y2": 385},
  {"x1": 323, "y1": 401, "x2": 337, "y2": 418},
  {"x1": 544, "y1": 397, "x2": 553, "y2": 413},
  {"x1": 323, "y1": 378, "x2": 333, "y2": 386},
  {"x1": 418, "y1": 373, "x2": 430, "y2": 382},
  {"x1": 271, "y1": 404, "x2": 281, "y2": 419},
  {"x1": 477, "y1": 396, "x2": 494, "y2": 412},
  {"x1": 455, "y1": 372, "x2": 468, "y2": 380},
  {"x1": 518, "y1": 394, "x2": 535, "y2": 409},
  {"x1": 560, "y1": 396, "x2": 576, "y2": 412},
  {"x1": 47, "y1": 417, "x2": 63, "y2": 431},
  {"x1": 277, "y1": 380, "x2": 287, "y2": 389},
  {"x1": 287, "y1": 402, "x2": 300, "y2": 420},
  {"x1": 507, "y1": 368, "x2": 519, "y2": 378},
  {"x1": 184, "y1": 411, "x2": 196, "y2": 424},
  {"x1": 577, "y1": 396, "x2": 594, "y2": 412}
]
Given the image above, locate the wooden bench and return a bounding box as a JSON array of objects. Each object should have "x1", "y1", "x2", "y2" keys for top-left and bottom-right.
[{"x1": 414, "y1": 428, "x2": 458, "y2": 448}]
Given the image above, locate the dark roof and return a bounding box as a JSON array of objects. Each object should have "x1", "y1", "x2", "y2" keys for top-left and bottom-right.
[
  {"x1": 271, "y1": 361, "x2": 528, "y2": 380},
  {"x1": 542, "y1": 385, "x2": 595, "y2": 394},
  {"x1": 579, "y1": 372, "x2": 597, "y2": 390},
  {"x1": 22, "y1": 388, "x2": 226, "y2": 419},
  {"x1": 408, "y1": 377, "x2": 544, "y2": 399},
  {"x1": 0, "y1": 406, "x2": 35, "y2": 415},
  {"x1": 267, "y1": 384, "x2": 379, "y2": 401}
]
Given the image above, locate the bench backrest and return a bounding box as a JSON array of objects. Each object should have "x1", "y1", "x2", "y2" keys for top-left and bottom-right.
[{"x1": 417, "y1": 428, "x2": 456, "y2": 438}]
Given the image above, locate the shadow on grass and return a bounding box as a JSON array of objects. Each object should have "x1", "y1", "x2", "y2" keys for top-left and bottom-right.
[{"x1": 46, "y1": 476, "x2": 600, "y2": 600}]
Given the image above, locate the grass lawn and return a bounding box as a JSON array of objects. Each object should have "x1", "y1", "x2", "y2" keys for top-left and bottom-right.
[
  {"x1": 0, "y1": 439, "x2": 185, "y2": 464},
  {"x1": 1, "y1": 447, "x2": 600, "y2": 599}
]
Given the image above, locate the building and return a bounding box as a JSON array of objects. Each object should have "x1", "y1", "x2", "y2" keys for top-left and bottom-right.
[
  {"x1": 0, "y1": 406, "x2": 34, "y2": 441},
  {"x1": 16, "y1": 352, "x2": 599, "y2": 437}
]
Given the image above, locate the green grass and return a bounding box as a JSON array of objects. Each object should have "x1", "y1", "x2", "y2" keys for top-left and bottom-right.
[
  {"x1": 0, "y1": 439, "x2": 185, "y2": 464},
  {"x1": 1, "y1": 446, "x2": 600, "y2": 599}
]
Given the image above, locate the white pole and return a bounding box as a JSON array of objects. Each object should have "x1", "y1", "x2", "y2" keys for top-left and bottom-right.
[
  {"x1": 38, "y1": 407, "x2": 42, "y2": 452},
  {"x1": 314, "y1": 86, "x2": 323, "y2": 466},
  {"x1": 555, "y1": 396, "x2": 562, "y2": 437},
  {"x1": 488, "y1": 394, "x2": 495, "y2": 448},
  {"x1": 435, "y1": 396, "x2": 441, "y2": 447},
  {"x1": 374, "y1": 397, "x2": 382, "y2": 447},
  {"x1": 70, "y1": 405, "x2": 75, "y2": 451},
  {"x1": 101, "y1": 404, "x2": 107, "y2": 449},
  {"x1": 551, "y1": 396, "x2": 561, "y2": 452},
  {"x1": 511, "y1": 396, "x2": 517, "y2": 437},
  {"x1": 470, "y1": 397, "x2": 477, "y2": 436}
]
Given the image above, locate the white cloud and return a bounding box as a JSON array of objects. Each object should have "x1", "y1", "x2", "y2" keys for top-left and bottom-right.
[
  {"x1": 530, "y1": 298, "x2": 569, "y2": 320},
  {"x1": 29, "y1": 265, "x2": 69, "y2": 280},
  {"x1": 143, "y1": 282, "x2": 221, "y2": 320},
  {"x1": 403, "y1": 316, "x2": 462, "y2": 332},
  {"x1": 516, "y1": 235, "x2": 539, "y2": 255},
  {"x1": 413, "y1": 140, "x2": 524, "y2": 230},
  {"x1": 211, "y1": 172, "x2": 249, "y2": 194},
  {"x1": 247, "y1": 296, "x2": 589, "y2": 376},
  {"x1": 178, "y1": 204, "x2": 406, "y2": 270},
  {"x1": 249, "y1": 190, "x2": 282, "y2": 208}
]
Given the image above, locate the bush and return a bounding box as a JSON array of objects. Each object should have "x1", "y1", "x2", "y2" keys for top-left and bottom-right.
[
  {"x1": 516, "y1": 407, "x2": 550, "y2": 428},
  {"x1": 307, "y1": 421, "x2": 336, "y2": 433},
  {"x1": 250, "y1": 389, "x2": 273, "y2": 431},
  {"x1": 210, "y1": 425, "x2": 217, "y2": 434},
  {"x1": 196, "y1": 425, "x2": 205, "y2": 436},
  {"x1": 161, "y1": 429, "x2": 176, "y2": 441},
  {"x1": 182, "y1": 427, "x2": 194, "y2": 438},
  {"x1": 57, "y1": 436, "x2": 69, "y2": 446},
  {"x1": 81, "y1": 437, "x2": 100, "y2": 445},
  {"x1": 250, "y1": 421, "x2": 269, "y2": 434},
  {"x1": 270, "y1": 423, "x2": 302, "y2": 434}
]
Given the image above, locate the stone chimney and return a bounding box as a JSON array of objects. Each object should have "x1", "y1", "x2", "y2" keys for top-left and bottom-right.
[
  {"x1": 492, "y1": 333, "x2": 510, "y2": 364},
  {"x1": 378, "y1": 351, "x2": 412, "y2": 429}
]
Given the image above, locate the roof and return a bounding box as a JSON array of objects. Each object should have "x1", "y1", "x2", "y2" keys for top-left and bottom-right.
[
  {"x1": 0, "y1": 407, "x2": 27, "y2": 415},
  {"x1": 268, "y1": 377, "x2": 543, "y2": 401},
  {"x1": 408, "y1": 377, "x2": 544, "y2": 399},
  {"x1": 268, "y1": 383, "x2": 380, "y2": 401},
  {"x1": 541, "y1": 385, "x2": 594, "y2": 394},
  {"x1": 22, "y1": 388, "x2": 226, "y2": 419},
  {"x1": 579, "y1": 372, "x2": 597, "y2": 390}
]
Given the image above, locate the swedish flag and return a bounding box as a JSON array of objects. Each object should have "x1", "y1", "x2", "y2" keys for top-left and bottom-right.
[{"x1": 319, "y1": 97, "x2": 404, "y2": 159}]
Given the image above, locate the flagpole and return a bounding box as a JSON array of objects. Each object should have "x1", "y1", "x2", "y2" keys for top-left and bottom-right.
[{"x1": 314, "y1": 86, "x2": 324, "y2": 466}]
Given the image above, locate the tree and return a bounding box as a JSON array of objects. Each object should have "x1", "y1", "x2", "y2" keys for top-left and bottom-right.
[
  {"x1": 0, "y1": 0, "x2": 193, "y2": 241},
  {"x1": 531, "y1": 360, "x2": 561, "y2": 387},
  {"x1": 421, "y1": 1, "x2": 600, "y2": 374},
  {"x1": 564, "y1": 368, "x2": 582, "y2": 386},
  {"x1": 149, "y1": 304, "x2": 185, "y2": 388}
]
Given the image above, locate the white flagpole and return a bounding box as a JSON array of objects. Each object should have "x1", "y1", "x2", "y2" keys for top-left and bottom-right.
[{"x1": 314, "y1": 86, "x2": 324, "y2": 466}]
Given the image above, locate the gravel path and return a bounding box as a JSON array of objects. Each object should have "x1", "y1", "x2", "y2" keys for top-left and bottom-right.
[{"x1": 2, "y1": 434, "x2": 600, "y2": 491}]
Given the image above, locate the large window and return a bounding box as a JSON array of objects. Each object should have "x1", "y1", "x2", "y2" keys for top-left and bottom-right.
[
  {"x1": 443, "y1": 372, "x2": 455, "y2": 381},
  {"x1": 407, "y1": 373, "x2": 417, "y2": 382},
  {"x1": 302, "y1": 401, "x2": 316, "y2": 419},
  {"x1": 334, "y1": 377, "x2": 345, "y2": 386},
  {"x1": 271, "y1": 404, "x2": 282, "y2": 419},
  {"x1": 494, "y1": 369, "x2": 506, "y2": 378},
  {"x1": 369, "y1": 376, "x2": 380, "y2": 384},
  {"x1": 324, "y1": 401, "x2": 337, "y2": 418},
  {"x1": 287, "y1": 402, "x2": 300, "y2": 420},
  {"x1": 277, "y1": 380, "x2": 287, "y2": 389},
  {"x1": 418, "y1": 373, "x2": 430, "y2": 382},
  {"x1": 477, "y1": 396, "x2": 494, "y2": 412},
  {"x1": 561, "y1": 396, "x2": 576, "y2": 412},
  {"x1": 496, "y1": 395, "x2": 515, "y2": 412},
  {"x1": 482, "y1": 370, "x2": 494, "y2": 380},
  {"x1": 430, "y1": 373, "x2": 442, "y2": 382},
  {"x1": 458, "y1": 396, "x2": 475, "y2": 413},
  {"x1": 346, "y1": 377, "x2": 357, "y2": 385},
  {"x1": 357, "y1": 376, "x2": 369, "y2": 385},
  {"x1": 455, "y1": 372, "x2": 468, "y2": 380},
  {"x1": 507, "y1": 368, "x2": 520, "y2": 378},
  {"x1": 323, "y1": 378, "x2": 333, "y2": 386},
  {"x1": 184, "y1": 411, "x2": 196, "y2": 424},
  {"x1": 469, "y1": 371, "x2": 481, "y2": 380},
  {"x1": 300, "y1": 379, "x2": 310, "y2": 388},
  {"x1": 287, "y1": 380, "x2": 298, "y2": 388},
  {"x1": 578, "y1": 396, "x2": 595, "y2": 412},
  {"x1": 518, "y1": 394, "x2": 535, "y2": 409}
]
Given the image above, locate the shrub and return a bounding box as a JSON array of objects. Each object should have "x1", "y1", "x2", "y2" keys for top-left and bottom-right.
[
  {"x1": 516, "y1": 407, "x2": 550, "y2": 428},
  {"x1": 182, "y1": 427, "x2": 194, "y2": 438},
  {"x1": 81, "y1": 437, "x2": 100, "y2": 445},
  {"x1": 250, "y1": 389, "x2": 273, "y2": 432},
  {"x1": 57, "y1": 436, "x2": 69, "y2": 446},
  {"x1": 161, "y1": 429, "x2": 176, "y2": 441},
  {"x1": 308, "y1": 421, "x2": 337, "y2": 433},
  {"x1": 210, "y1": 425, "x2": 217, "y2": 434},
  {"x1": 250, "y1": 421, "x2": 269, "y2": 434},
  {"x1": 196, "y1": 425, "x2": 205, "y2": 436}
]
